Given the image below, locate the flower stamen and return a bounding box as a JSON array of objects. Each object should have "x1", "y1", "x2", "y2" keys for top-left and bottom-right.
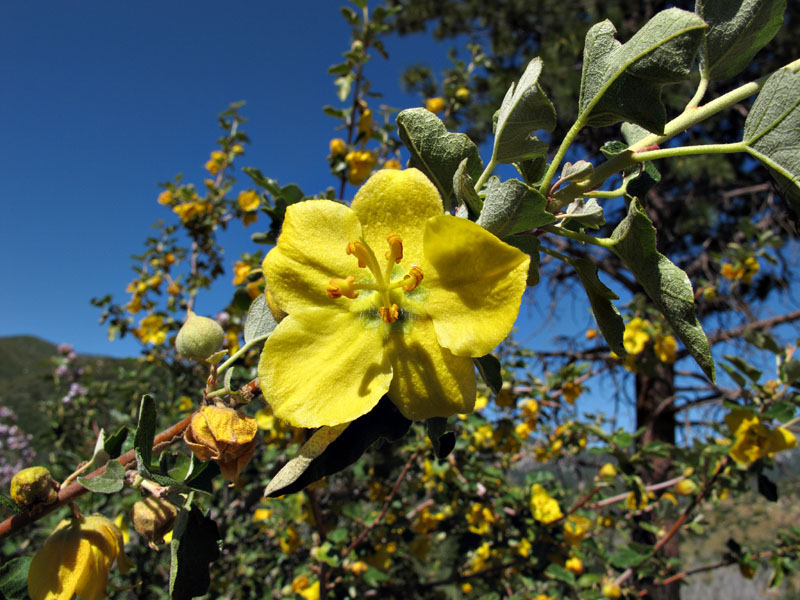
[
  {"x1": 378, "y1": 304, "x2": 400, "y2": 324},
  {"x1": 402, "y1": 266, "x2": 424, "y2": 292},
  {"x1": 346, "y1": 241, "x2": 371, "y2": 269},
  {"x1": 327, "y1": 276, "x2": 359, "y2": 299}
]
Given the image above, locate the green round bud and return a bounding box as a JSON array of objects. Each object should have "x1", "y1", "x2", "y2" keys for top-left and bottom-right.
[
  {"x1": 131, "y1": 497, "x2": 178, "y2": 547},
  {"x1": 175, "y1": 311, "x2": 224, "y2": 360},
  {"x1": 10, "y1": 466, "x2": 58, "y2": 510}
]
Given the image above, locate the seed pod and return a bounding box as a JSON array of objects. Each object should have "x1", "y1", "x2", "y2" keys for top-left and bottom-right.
[
  {"x1": 10, "y1": 466, "x2": 59, "y2": 510},
  {"x1": 175, "y1": 310, "x2": 224, "y2": 360},
  {"x1": 131, "y1": 497, "x2": 178, "y2": 547}
]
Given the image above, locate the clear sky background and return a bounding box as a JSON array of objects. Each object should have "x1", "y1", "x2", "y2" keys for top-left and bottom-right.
[{"x1": 3, "y1": 1, "x2": 559, "y2": 358}]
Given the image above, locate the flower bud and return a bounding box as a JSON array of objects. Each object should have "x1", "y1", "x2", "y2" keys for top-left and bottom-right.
[
  {"x1": 598, "y1": 463, "x2": 618, "y2": 480},
  {"x1": 175, "y1": 310, "x2": 224, "y2": 360},
  {"x1": 674, "y1": 479, "x2": 697, "y2": 496},
  {"x1": 565, "y1": 556, "x2": 583, "y2": 575},
  {"x1": 131, "y1": 497, "x2": 178, "y2": 547},
  {"x1": 602, "y1": 580, "x2": 622, "y2": 599},
  {"x1": 10, "y1": 466, "x2": 58, "y2": 510},
  {"x1": 184, "y1": 405, "x2": 258, "y2": 481}
]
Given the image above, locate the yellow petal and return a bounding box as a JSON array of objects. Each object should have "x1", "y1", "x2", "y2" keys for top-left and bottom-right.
[
  {"x1": 263, "y1": 200, "x2": 364, "y2": 314},
  {"x1": 351, "y1": 168, "x2": 443, "y2": 267},
  {"x1": 422, "y1": 215, "x2": 529, "y2": 356},
  {"x1": 258, "y1": 307, "x2": 392, "y2": 427},
  {"x1": 769, "y1": 427, "x2": 797, "y2": 453},
  {"x1": 28, "y1": 521, "x2": 88, "y2": 600},
  {"x1": 725, "y1": 409, "x2": 757, "y2": 436},
  {"x1": 386, "y1": 317, "x2": 476, "y2": 420}
]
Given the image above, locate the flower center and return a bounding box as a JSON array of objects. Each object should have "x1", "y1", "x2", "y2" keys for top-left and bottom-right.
[{"x1": 326, "y1": 234, "x2": 424, "y2": 323}]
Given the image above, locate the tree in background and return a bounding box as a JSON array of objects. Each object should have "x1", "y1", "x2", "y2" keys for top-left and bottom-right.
[{"x1": 2, "y1": 2, "x2": 800, "y2": 600}]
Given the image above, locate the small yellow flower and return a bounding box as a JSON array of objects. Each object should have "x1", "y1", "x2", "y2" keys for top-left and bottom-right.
[
  {"x1": 350, "y1": 560, "x2": 369, "y2": 576},
  {"x1": 384, "y1": 158, "x2": 402, "y2": 169},
  {"x1": 623, "y1": 317, "x2": 650, "y2": 355},
  {"x1": 515, "y1": 421, "x2": 533, "y2": 438},
  {"x1": 252, "y1": 507, "x2": 272, "y2": 521},
  {"x1": 173, "y1": 201, "x2": 211, "y2": 223},
  {"x1": 232, "y1": 261, "x2": 252, "y2": 285},
  {"x1": 136, "y1": 314, "x2": 168, "y2": 345},
  {"x1": 344, "y1": 150, "x2": 376, "y2": 185},
  {"x1": 654, "y1": 335, "x2": 677, "y2": 363},
  {"x1": 561, "y1": 381, "x2": 582, "y2": 404},
  {"x1": 725, "y1": 409, "x2": 797, "y2": 466},
  {"x1": 358, "y1": 108, "x2": 374, "y2": 136},
  {"x1": 742, "y1": 256, "x2": 760, "y2": 284},
  {"x1": 565, "y1": 556, "x2": 583, "y2": 575},
  {"x1": 721, "y1": 262, "x2": 744, "y2": 281},
  {"x1": 205, "y1": 150, "x2": 226, "y2": 175},
  {"x1": 425, "y1": 97, "x2": 445, "y2": 113},
  {"x1": 466, "y1": 502, "x2": 496, "y2": 535},
  {"x1": 329, "y1": 138, "x2": 347, "y2": 156},
  {"x1": 585, "y1": 328, "x2": 598, "y2": 340},
  {"x1": 28, "y1": 515, "x2": 132, "y2": 600},
  {"x1": 232, "y1": 144, "x2": 245, "y2": 155},
  {"x1": 563, "y1": 514, "x2": 591, "y2": 546},
  {"x1": 167, "y1": 281, "x2": 181, "y2": 296},
  {"x1": 473, "y1": 393, "x2": 489, "y2": 411},
  {"x1": 455, "y1": 87, "x2": 470, "y2": 102},
  {"x1": 674, "y1": 479, "x2": 697, "y2": 496},
  {"x1": 602, "y1": 580, "x2": 622, "y2": 599},
  {"x1": 177, "y1": 395, "x2": 193, "y2": 412},
  {"x1": 157, "y1": 190, "x2": 173, "y2": 205},
  {"x1": 625, "y1": 491, "x2": 654, "y2": 511},
  {"x1": 598, "y1": 463, "x2": 618, "y2": 480},
  {"x1": 280, "y1": 525, "x2": 301, "y2": 553},
  {"x1": 530, "y1": 484, "x2": 563, "y2": 524},
  {"x1": 461, "y1": 582, "x2": 473, "y2": 594},
  {"x1": 516, "y1": 538, "x2": 532, "y2": 558},
  {"x1": 258, "y1": 169, "x2": 529, "y2": 428},
  {"x1": 238, "y1": 190, "x2": 260, "y2": 212}
]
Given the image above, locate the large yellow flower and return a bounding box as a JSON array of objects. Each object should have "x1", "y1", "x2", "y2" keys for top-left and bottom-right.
[
  {"x1": 725, "y1": 409, "x2": 797, "y2": 466},
  {"x1": 258, "y1": 168, "x2": 529, "y2": 428},
  {"x1": 28, "y1": 515, "x2": 131, "y2": 600}
]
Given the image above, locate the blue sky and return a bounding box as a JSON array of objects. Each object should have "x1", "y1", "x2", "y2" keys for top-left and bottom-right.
[{"x1": 2, "y1": 1, "x2": 531, "y2": 357}]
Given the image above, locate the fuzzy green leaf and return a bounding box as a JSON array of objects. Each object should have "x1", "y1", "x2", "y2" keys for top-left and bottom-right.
[
  {"x1": 477, "y1": 177, "x2": 554, "y2": 237},
  {"x1": 563, "y1": 198, "x2": 605, "y2": 229},
  {"x1": 696, "y1": 0, "x2": 786, "y2": 81},
  {"x1": 0, "y1": 557, "x2": 31, "y2": 600},
  {"x1": 560, "y1": 160, "x2": 594, "y2": 183},
  {"x1": 169, "y1": 506, "x2": 221, "y2": 600},
  {"x1": 244, "y1": 294, "x2": 277, "y2": 344},
  {"x1": 579, "y1": 9, "x2": 706, "y2": 132},
  {"x1": 743, "y1": 67, "x2": 800, "y2": 218},
  {"x1": 568, "y1": 257, "x2": 625, "y2": 356},
  {"x1": 425, "y1": 417, "x2": 456, "y2": 459},
  {"x1": 493, "y1": 57, "x2": 556, "y2": 163},
  {"x1": 397, "y1": 108, "x2": 484, "y2": 211},
  {"x1": 474, "y1": 354, "x2": 503, "y2": 395},
  {"x1": 505, "y1": 234, "x2": 541, "y2": 286},
  {"x1": 453, "y1": 157, "x2": 483, "y2": 217},
  {"x1": 134, "y1": 394, "x2": 157, "y2": 475},
  {"x1": 78, "y1": 460, "x2": 125, "y2": 494},
  {"x1": 609, "y1": 199, "x2": 714, "y2": 379}
]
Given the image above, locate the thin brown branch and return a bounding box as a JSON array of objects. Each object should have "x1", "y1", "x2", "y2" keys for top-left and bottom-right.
[{"x1": 0, "y1": 415, "x2": 192, "y2": 541}]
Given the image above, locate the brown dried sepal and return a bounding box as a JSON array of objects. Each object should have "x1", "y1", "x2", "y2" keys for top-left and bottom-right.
[{"x1": 185, "y1": 405, "x2": 258, "y2": 481}]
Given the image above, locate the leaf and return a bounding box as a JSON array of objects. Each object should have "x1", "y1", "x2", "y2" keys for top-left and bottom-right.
[
  {"x1": 183, "y1": 456, "x2": 220, "y2": 495},
  {"x1": 560, "y1": 160, "x2": 594, "y2": 183},
  {"x1": 425, "y1": 417, "x2": 456, "y2": 459},
  {"x1": 723, "y1": 355, "x2": 762, "y2": 382},
  {"x1": 545, "y1": 563, "x2": 575, "y2": 585},
  {"x1": 781, "y1": 359, "x2": 800, "y2": 386},
  {"x1": 104, "y1": 426, "x2": 129, "y2": 459},
  {"x1": 742, "y1": 68, "x2": 800, "y2": 215},
  {"x1": 563, "y1": 198, "x2": 605, "y2": 229},
  {"x1": 696, "y1": 0, "x2": 786, "y2": 81},
  {"x1": 396, "y1": 108, "x2": 484, "y2": 211},
  {"x1": 610, "y1": 546, "x2": 649, "y2": 568},
  {"x1": 0, "y1": 556, "x2": 31, "y2": 600},
  {"x1": 134, "y1": 394, "x2": 157, "y2": 476},
  {"x1": 609, "y1": 199, "x2": 715, "y2": 379},
  {"x1": 452, "y1": 158, "x2": 483, "y2": 217},
  {"x1": 78, "y1": 460, "x2": 125, "y2": 494},
  {"x1": 599, "y1": 140, "x2": 662, "y2": 199},
  {"x1": 515, "y1": 156, "x2": 548, "y2": 186},
  {"x1": 757, "y1": 473, "x2": 778, "y2": 502},
  {"x1": 493, "y1": 57, "x2": 556, "y2": 163},
  {"x1": 579, "y1": 9, "x2": 706, "y2": 132},
  {"x1": 169, "y1": 506, "x2": 221, "y2": 600},
  {"x1": 476, "y1": 177, "x2": 554, "y2": 237},
  {"x1": 243, "y1": 294, "x2": 278, "y2": 344},
  {"x1": 264, "y1": 397, "x2": 412, "y2": 497},
  {"x1": 474, "y1": 354, "x2": 503, "y2": 394},
  {"x1": 504, "y1": 234, "x2": 541, "y2": 286},
  {"x1": 568, "y1": 257, "x2": 626, "y2": 356},
  {"x1": 264, "y1": 423, "x2": 349, "y2": 497},
  {"x1": 0, "y1": 494, "x2": 21, "y2": 516}
]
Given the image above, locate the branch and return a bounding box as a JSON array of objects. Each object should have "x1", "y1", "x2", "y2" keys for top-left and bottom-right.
[{"x1": 0, "y1": 415, "x2": 192, "y2": 541}]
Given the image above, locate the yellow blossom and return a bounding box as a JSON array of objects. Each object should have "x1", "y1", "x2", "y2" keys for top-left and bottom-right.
[
  {"x1": 232, "y1": 261, "x2": 252, "y2": 285},
  {"x1": 625, "y1": 491, "x2": 654, "y2": 511},
  {"x1": 345, "y1": 150, "x2": 376, "y2": 185},
  {"x1": 329, "y1": 138, "x2": 347, "y2": 156},
  {"x1": 246, "y1": 279, "x2": 264, "y2": 299},
  {"x1": 530, "y1": 484, "x2": 563, "y2": 524},
  {"x1": 725, "y1": 409, "x2": 797, "y2": 466},
  {"x1": 257, "y1": 169, "x2": 529, "y2": 428},
  {"x1": 157, "y1": 190, "x2": 173, "y2": 205},
  {"x1": 28, "y1": 515, "x2": 132, "y2": 600},
  {"x1": 455, "y1": 87, "x2": 470, "y2": 101},
  {"x1": 474, "y1": 393, "x2": 489, "y2": 411},
  {"x1": 238, "y1": 190, "x2": 260, "y2": 212},
  {"x1": 299, "y1": 581, "x2": 320, "y2": 600},
  {"x1": 623, "y1": 317, "x2": 650, "y2": 355},
  {"x1": 470, "y1": 541, "x2": 492, "y2": 571},
  {"x1": 563, "y1": 515, "x2": 591, "y2": 546},
  {"x1": 205, "y1": 150, "x2": 226, "y2": 175},
  {"x1": 742, "y1": 256, "x2": 760, "y2": 284},
  {"x1": 654, "y1": 335, "x2": 677, "y2": 363},
  {"x1": 585, "y1": 328, "x2": 598, "y2": 340},
  {"x1": 426, "y1": 97, "x2": 445, "y2": 113},
  {"x1": 516, "y1": 538, "x2": 532, "y2": 557},
  {"x1": 358, "y1": 108, "x2": 374, "y2": 136},
  {"x1": 291, "y1": 574, "x2": 310, "y2": 594},
  {"x1": 112, "y1": 514, "x2": 130, "y2": 545},
  {"x1": 384, "y1": 158, "x2": 401, "y2": 169},
  {"x1": 167, "y1": 281, "x2": 181, "y2": 295},
  {"x1": 674, "y1": 479, "x2": 697, "y2": 496},
  {"x1": 136, "y1": 314, "x2": 167, "y2": 345},
  {"x1": 177, "y1": 395, "x2": 193, "y2": 412},
  {"x1": 232, "y1": 144, "x2": 245, "y2": 155},
  {"x1": 280, "y1": 525, "x2": 302, "y2": 554},
  {"x1": 561, "y1": 381, "x2": 582, "y2": 404},
  {"x1": 466, "y1": 502, "x2": 496, "y2": 535},
  {"x1": 602, "y1": 580, "x2": 622, "y2": 599},
  {"x1": 461, "y1": 582, "x2": 473, "y2": 594},
  {"x1": 350, "y1": 560, "x2": 369, "y2": 576},
  {"x1": 252, "y1": 508, "x2": 272, "y2": 521},
  {"x1": 721, "y1": 262, "x2": 744, "y2": 281},
  {"x1": 515, "y1": 421, "x2": 533, "y2": 438},
  {"x1": 598, "y1": 463, "x2": 618, "y2": 480},
  {"x1": 173, "y1": 201, "x2": 211, "y2": 223},
  {"x1": 534, "y1": 596, "x2": 556, "y2": 600},
  {"x1": 565, "y1": 556, "x2": 583, "y2": 575}
]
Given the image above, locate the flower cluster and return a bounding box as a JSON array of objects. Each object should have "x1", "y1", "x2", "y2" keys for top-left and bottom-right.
[
  {"x1": 721, "y1": 256, "x2": 759, "y2": 284},
  {"x1": 725, "y1": 409, "x2": 796, "y2": 466}
]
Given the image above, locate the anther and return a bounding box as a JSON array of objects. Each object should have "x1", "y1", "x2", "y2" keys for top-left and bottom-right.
[
  {"x1": 378, "y1": 304, "x2": 400, "y2": 324},
  {"x1": 346, "y1": 241, "x2": 370, "y2": 269},
  {"x1": 327, "y1": 276, "x2": 359, "y2": 299},
  {"x1": 385, "y1": 234, "x2": 404, "y2": 264},
  {"x1": 402, "y1": 266, "x2": 424, "y2": 292}
]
